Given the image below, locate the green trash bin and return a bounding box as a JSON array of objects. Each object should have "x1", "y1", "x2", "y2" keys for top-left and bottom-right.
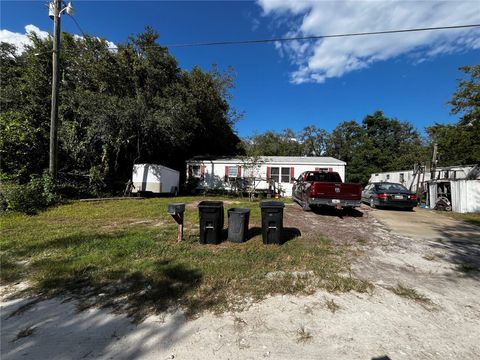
[
  {"x1": 259, "y1": 201, "x2": 285, "y2": 245},
  {"x1": 227, "y1": 208, "x2": 250, "y2": 243},
  {"x1": 198, "y1": 201, "x2": 224, "y2": 244}
]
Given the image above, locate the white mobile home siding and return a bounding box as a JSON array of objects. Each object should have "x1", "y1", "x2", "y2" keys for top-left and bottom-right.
[{"x1": 369, "y1": 166, "x2": 474, "y2": 192}]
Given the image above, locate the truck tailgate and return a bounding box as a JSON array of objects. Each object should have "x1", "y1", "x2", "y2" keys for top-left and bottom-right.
[{"x1": 310, "y1": 182, "x2": 362, "y2": 200}]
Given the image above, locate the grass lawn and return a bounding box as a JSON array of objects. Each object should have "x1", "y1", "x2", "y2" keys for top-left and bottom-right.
[
  {"x1": 444, "y1": 212, "x2": 480, "y2": 227},
  {"x1": 0, "y1": 197, "x2": 369, "y2": 320}
]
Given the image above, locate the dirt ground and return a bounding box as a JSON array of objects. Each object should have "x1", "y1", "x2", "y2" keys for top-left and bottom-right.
[{"x1": 2, "y1": 205, "x2": 480, "y2": 359}]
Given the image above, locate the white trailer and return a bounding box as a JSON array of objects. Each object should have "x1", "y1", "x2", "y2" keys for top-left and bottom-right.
[{"x1": 132, "y1": 164, "x2": 179, "y2": 195}]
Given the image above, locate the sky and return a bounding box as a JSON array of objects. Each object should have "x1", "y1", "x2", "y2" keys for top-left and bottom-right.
[{"x1": 1, "y1": 0, "x2": 479, "y2": 138}]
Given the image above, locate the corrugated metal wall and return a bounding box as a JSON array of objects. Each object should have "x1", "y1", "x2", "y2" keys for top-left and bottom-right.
[{"x1": 451, "y1": 180, "x2": 480, "y2": 213}]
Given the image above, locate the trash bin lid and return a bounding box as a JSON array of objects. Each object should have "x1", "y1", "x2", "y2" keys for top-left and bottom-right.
[
  {"x1": 198, "y1": 201, "x2": 224, "y2": 208},
  {"x1": 259, "y1": 201, "x2": 285, "y2": 208}
]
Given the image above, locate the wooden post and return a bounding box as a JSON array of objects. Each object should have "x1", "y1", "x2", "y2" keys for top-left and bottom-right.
[
  {"x1": 167, "y1": 203, "x2": 185, "y2": 242},
  {"x1": 174, "y1": 213, "x2": 184, "y2": 242}
]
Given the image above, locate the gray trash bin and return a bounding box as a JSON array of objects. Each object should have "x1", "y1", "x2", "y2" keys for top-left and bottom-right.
[
  {"x1": 227, "y1": 208, "x2": 250, "y2": 243},
  {"x1": 259, "y1": 201, "x2": 285, "y2": 245}
]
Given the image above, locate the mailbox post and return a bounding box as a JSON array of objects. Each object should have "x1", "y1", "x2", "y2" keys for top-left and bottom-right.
[{"x1": 167, "y1": 203, "x2": 186, "y2": 242}]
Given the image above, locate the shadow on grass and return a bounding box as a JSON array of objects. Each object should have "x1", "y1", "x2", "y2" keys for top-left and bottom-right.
[
  {"x1": 247, "y1": 226, "x2": 262, "y2": 241},
  {"x1": 2, "y1": 231, "x2": 206, "y2": 322},
  {"x1": 247, "y1": 226, "x2": 301, "y2": 244},
  {"x1": 30, "y1": 259, "x2": 204, "y2": 323}
]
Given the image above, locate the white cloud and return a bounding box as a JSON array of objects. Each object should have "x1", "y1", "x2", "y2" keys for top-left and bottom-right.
[
  {"x1": 73, "y1": 34, "x2": 117, "y2": 51},
  {"x1": 0, "y1": 24, "x2": 49, "y2": 53},
  {"x1": 0, "y1": 24, "x2": 117, "y2": 53},
  {"x1": 257, "y1": 0, "x2": 480, "y2": 84}
]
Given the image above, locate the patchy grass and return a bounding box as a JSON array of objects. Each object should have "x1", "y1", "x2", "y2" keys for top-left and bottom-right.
[
  {"x1": 325, "y1": 299, "x2": 340, "y2": 313},
  {"x1": 355, "y1": 236, "x2": 368, "y2": 245},
  {"x1": 12, "y1": 326, "x2": 35, "y2": 342},
  {"x1": 456, "y1": 263, "x2": 479, "y2": 274},
  {"x1": 390, "y1": 284, "x2": 433, "y2": 307},
  {"x1": 423, "y1": 254, "x2": 436, "y2": 261},
  {"x1": 1, "y1": 197, "x2": 369, "y2": 320},
  {"x1": 443, "y1": 212, "x2": 480, "y2": 227},
  {"x1": 296, "y1": 325, "x2": 313, "y2": 343}
]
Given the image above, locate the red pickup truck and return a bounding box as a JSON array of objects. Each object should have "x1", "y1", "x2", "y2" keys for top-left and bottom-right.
[{"x1": 292, "y1": 171, "x2": 362, "y2": 211}]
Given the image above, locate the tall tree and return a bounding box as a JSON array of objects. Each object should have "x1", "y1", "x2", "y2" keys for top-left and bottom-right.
[
  {"x1": 0, "y1": 27, "x2": 242, "y2": 193},
  {"x1": 244, "y1": 129, "x2": 302, "y2": 156},
  {"x1": 427, "y1": 65, "x2": 480, "y2": 166},
  {"x1": 449, "y1": 65, "x2": 479, "y2": 126},
  {"x1": 326, "y1": 112, "x2": 425, "y2": 184},
  {"x1": 299, "y1": 125, "x2": 328, "y2": 156}
]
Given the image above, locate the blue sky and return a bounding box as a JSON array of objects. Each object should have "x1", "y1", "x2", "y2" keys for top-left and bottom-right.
[{"x1": 1, "y1": 1, "x2": 479, "y2": 138}]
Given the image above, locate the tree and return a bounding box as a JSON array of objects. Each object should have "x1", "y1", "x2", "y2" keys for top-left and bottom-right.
[
  {"x1": 299, "y1": 125, "x2": 328, "y2": 156},
  {"x1": 325, "y1": 112, "x2": 426, "y2": 184},
  {"x1": 426, "y1": 122, "x2": 480, "y2": 166},
  {"x1": 426, "y1": 65, "x2": 480, "y2": 166},
  {"x1": 0, "y1": 27, "x2": 242, "y2": 194},
  {"x1": 0, "y1": 112, "x2": 41, "y2": 181},
  {"x1": 449, "y1": 65, "x2": 480, "y2": 126},
  {"x1": 244, "y1": 129, "x2": 302, "y2": 156}
]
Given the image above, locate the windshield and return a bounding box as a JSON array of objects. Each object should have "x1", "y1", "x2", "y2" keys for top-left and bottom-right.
[
  {"x1": 306, "y1": 172, "x2": 342, "y2": 182},
  {"x1": 375, "y1": 183, "x2": 408, "y2": 192}
]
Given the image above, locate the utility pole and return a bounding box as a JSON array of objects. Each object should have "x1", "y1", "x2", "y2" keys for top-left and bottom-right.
[
  {"x1": 431, "y1": 143, "x2": 438, "y2": 180},
  {"x1": 49, "y1": 0, "x2": 61, "y2": 178}
]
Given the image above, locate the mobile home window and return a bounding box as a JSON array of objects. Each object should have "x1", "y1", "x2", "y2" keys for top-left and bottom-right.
[
  {"x1": 386, "y1": 174, "x2": 390, "y2": 180},
  {"x1": 270, "y1": 167, "x2": 280, "y2": 182},
  {"x1": 228, "y1": 166, "x2": 238, "y2": 178},
  {"x1": 190, "y1": 165, "x2": 200, "y2": 177},
  {"x1": 281, "y1": 168, "x2": 290, "y2": 183},
  {"x1": 399, "y1": 173, "x2": 404, "y2": 183}
]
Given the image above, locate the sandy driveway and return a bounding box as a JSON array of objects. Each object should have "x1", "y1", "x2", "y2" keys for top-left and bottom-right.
[
  {"x1": 371, "y1": 207, "x2": 479, "y2": 241},
  {"x1": 2, "y1": 206, "x2": 480, "y2": 359}
]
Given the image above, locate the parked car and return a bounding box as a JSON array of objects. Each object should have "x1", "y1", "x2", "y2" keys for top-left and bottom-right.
[
  {"x1": 362, "y1": 182, "x2": 417, "y2": 210},
  {"x1": 292, "y1": 171, "x2": 362, "y2": 211}
]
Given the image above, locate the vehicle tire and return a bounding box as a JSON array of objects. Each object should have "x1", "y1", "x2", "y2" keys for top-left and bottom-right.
[
  {"x1": 369, "y1": 198, "x2": 376, "y2": 209},
  {"x1": 406, "y1": 207, "x2": 414, "y2": 211}
]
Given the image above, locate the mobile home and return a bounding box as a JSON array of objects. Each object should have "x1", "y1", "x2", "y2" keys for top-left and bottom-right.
[{"x1": 186, "y1": 156, "x2": 346, "y2": 197}]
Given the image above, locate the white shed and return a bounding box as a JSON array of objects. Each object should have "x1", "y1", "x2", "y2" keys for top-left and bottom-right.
[
  {"x1": 186, "y1": 156, "x2": 346, "y2": 197},
  {"x1": 450, "y1": 180, "x2": 480, "y2": 213},
  {"x1": 131, "y1": 163, "x2": 179, "y2": 195}
]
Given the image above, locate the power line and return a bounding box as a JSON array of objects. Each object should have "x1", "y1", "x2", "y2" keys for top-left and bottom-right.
[
  {"x1": 26, "y1": 23, "x2": 480, "y2": 55},
  {"x1": 158, "y1": 24, "x2": 480, "y2": 49},
  {"x1": 70, "y1": 15, "x2": 87, "y2": 38}
]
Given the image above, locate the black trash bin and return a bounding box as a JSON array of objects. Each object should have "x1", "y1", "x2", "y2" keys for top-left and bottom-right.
[
  {"x1": 198, "y1": 201, "x2": 224, "y2": 244},
  {"x1": 227, "y1": 208, "x2": 250, "y2": 243},
  {"x1": 259, "y1": 201, "x2": 285, "y2": 245}
]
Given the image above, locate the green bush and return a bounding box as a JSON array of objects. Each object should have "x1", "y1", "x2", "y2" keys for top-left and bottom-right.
[{"x1": 0, "y1": 173, "x2": 59, "y2": 215}]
